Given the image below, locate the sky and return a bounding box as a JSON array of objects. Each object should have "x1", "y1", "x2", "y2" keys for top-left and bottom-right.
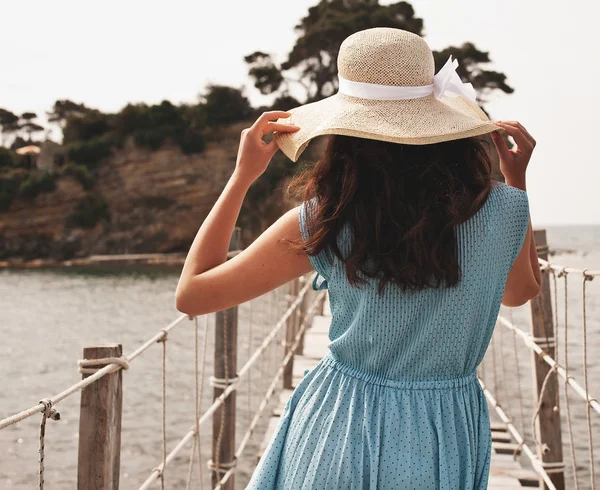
[{"x1": 1, "y1": 0, "x2": 597, "y2": 226}]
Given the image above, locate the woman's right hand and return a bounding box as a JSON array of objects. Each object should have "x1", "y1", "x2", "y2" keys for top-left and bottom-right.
[{"x1": 490, "y1": 121, "x2": 536, "y2": 191}]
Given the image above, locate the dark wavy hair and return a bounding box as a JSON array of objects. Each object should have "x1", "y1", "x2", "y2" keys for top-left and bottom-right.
[{"x1": 286, "y1": 134, "x2": 494, "y2": 295}]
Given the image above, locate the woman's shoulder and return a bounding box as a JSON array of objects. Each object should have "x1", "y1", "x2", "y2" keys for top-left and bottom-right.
[
  {"x1": 489, "y1": 179, "x2": 529, "y2": 210},
  {"x1": 487, "y1": 180, "x2": 530, "y2": 231},
  {"x1": 490, "y1": 179, "x2": 528, "y2": 198}
]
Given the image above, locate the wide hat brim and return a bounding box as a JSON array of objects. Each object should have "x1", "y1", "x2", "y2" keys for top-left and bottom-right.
[{"x1": 273, "y1": 92, "x2": 502, "y2": 162}]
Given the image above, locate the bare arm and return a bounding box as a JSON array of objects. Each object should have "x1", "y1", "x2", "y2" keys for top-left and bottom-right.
[
  {"x1": 175, "y1": 111, "x2": 312, "y2": 316},
  {"x1": 491, "y1": 122, "x2": 542, "y2": 307}
]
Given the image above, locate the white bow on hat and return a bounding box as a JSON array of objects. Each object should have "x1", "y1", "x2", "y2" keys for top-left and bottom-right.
[
  {"x1": 433, "y1": 56, "x2": 477, "y2": 101},
  {"x1": 338, "y1": 55, "x2": 477, "y2": 102}
]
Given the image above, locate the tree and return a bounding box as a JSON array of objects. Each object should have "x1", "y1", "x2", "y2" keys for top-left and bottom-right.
[
  {"x1": 196, "y1": 84, "x2": 253, "y2": 127},
  {"x1": 0, "y1": 109, "x2": 20, "y2": 146},
  {"x1": 47, "y1": 100, "x2": 89, "y2": 130},
  {"x1": 20, "y1": 112, "x2": 44, "y2": 142},
  {"x1": 62, "y1": 109, "x2": 112, "y2": 144},
  {"x1": 244, "y1": 51, "x2": 285, "y2": 95},
  {"x1": 246, "y1": 0, "x2": 513, "y2": 104}
]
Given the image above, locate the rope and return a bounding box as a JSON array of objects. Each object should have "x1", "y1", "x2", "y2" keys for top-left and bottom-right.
[
  {"x1": 561, "y1": 271, "x2": 580, "y2": 490},
  {"x1": 508, "y1": 307, "x2": 526, "y2": 441},
  {"x1": 186, "y1": 439, "x2": 196, "y2": 489},
  {"x1": 138, "y1": 276, "x2": 313, "y2": 490},
  {"x1": 248, "y1": 295, "x2": 254, "y2": 452},
  {"x1": 541, "y1": 461, "x2": 567, "y2": 474},
  {"x1": 478, "y1": 378, "x2": 557, "y2": 490},
  {"x1": 210, "y1": 376, "x2": 240, "y2": 389},
  {"x1": 213, "y1": 307, "x2": 229, "y2": 480},
  {"x1": 185, "y1": 314, "x2": 208, "y2": 490},
  {"x1": 77, "y1": 357, "x2": 129, "y2": 374},
  {"x1": 538, "y1": 258, "x2": 600, "y2": 278},
  {"x1": 153, "y1": 329, "x2": 168, "y2": 490},
  {"x1": 582, "y1": 270, "x2": 596, "y2": 490},
  {"x1": 496, "y1": 315, "x2": 600, "y2": 413},
  {"x1": 207, "y1": 456, "x2": 237, "y2": 474},
  {"x1": 531, "y1": 362, "x2": 558, "y2": 452},
  {"x1": 188, "y1": 315, "x2": 199, "y2": 490},
  {"x1": 0, "y1": 313, "x2": 189, "y2": 431},
  {"x1": 550, "y1": 268, "x2": 560, "y2": 412},
  {"x1": 198, "y1": 314, "x2": 209, "y2": 489},
  {"x1": 38, "y1": 398, "x2": 59, "y2": 490}
]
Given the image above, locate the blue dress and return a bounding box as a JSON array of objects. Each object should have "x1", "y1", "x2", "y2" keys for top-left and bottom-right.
[{"x1": 245, "y1": 180, "x2": 530, "y2": 489}]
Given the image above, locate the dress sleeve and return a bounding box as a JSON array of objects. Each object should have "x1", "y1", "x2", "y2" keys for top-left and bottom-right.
[
  {"x1": 507, "y1": 187, "x2": 531, "y2": 269},
  {"x1": 298, "y1": 197, "x2": 333, "y2": 291}
]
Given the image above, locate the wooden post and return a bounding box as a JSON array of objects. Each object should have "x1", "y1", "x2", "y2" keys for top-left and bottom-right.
[
  {"x1": 77, "y1": 344, "x2": 123, "y2": 490},
  {"x1": 529, "y1": 229, "x2": 565, "y2": 490},
  {"x1": 211, "y1": 229, "x2": 240, "y2": 490},
  {"x1": 296, "y1": 276, "x2": 308, "y2": 355},
  {"x1": 283, "y1": 278, "x2": 299, "y2": 389}
]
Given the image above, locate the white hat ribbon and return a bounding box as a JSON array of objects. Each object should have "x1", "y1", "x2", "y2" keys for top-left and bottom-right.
[
  {"x1": 337, "y1": 55, "x2": 477, "y2": 102},
  {"x1": 433, "y1": 56, "x2": 477, "y2": 102}
]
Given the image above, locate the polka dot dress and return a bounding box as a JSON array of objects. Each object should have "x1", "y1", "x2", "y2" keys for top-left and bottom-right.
[{"x1": 245, "y1": 180, "x2": 530, "y2": 490}]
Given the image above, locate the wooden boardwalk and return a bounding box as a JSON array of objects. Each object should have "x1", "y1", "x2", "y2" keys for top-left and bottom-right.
[{"x1": 258, "y1": 296, "x2": 540, "y2": 489}]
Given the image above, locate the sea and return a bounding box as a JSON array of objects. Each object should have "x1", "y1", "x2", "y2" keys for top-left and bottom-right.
[{"x1": 0, "y1": 224, "x2": 598, "y2": 489}]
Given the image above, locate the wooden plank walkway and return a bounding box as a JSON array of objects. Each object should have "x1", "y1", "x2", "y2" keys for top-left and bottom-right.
[{"x1": 257, "y1": 296, "x2": 539, "y2": 488}]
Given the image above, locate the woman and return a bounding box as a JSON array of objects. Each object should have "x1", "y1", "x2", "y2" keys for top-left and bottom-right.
[{"x1": 175, "y1": 27, "x2": 541, "y2": 489}]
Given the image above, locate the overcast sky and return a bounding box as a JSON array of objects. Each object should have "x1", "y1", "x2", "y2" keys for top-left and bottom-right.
[{"x1": 1, "y1": 0, "x2": 597, "y2": 225}]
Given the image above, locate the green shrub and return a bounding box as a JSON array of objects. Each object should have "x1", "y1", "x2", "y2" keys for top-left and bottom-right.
[
  {"x1": 175, "y1": 129, "x2": 205, "y2": 155},
  {"x1": 63, "y1": 110, "x2": 112, "y2": 143},
  {"x1": 18, "y1": 170, "x2": 56, "y2": 199},
  {"x1": 133, "y1": 129, "x2": 167, "y2": 151},
  {"x1": 67, "y1": 194, "x2": 110, "y2": 229},
  {"x1": 67, "y1": 133, "x2": 116, "y2": 168},
  {"x1": 0, "y1": 148, "x2": 16, "y2": 169},
  {"x1": 199, "y1": 85, "x2": 252, "y2": 127},
  {"x1": 60, "y1": 162, "x2": 95, "y2": 189},
  {"x1": 0, "y1": 169, "x2": 26, "y2": 210},
  {"x1": 115, "y1": 101, "x2": 183, "y2": 135},
  {"x1": 138, "y1": 195, "x2": 175, "y2": 210}
]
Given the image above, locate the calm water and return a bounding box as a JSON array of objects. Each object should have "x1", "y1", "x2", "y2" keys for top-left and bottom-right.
[
  {"x1": 0, "y1": 225, "x2": 598, "y2": 489},
  {"x1": 0, "y1": 265, "x2": 290, "y2": 489}
]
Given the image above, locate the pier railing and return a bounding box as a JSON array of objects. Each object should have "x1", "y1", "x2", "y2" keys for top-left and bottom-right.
[{"x1": 479, "y1": 229, "x2": 599, "y2": 490}]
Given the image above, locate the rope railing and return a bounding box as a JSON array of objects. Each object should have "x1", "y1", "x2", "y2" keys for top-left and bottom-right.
[
  {"x1": 538, "y1": 258, "x2": 600, "y2": 278},
  {"x1": 0, "y1": 312, "x2": 189, "y2": 431},
  {"x1": 478, "y1": 377, "x2": 558, "y2": 490},
  {"x1": 481, "y1": 245, "x2": 598, "y2": 490},
  {"x1": 1, "y1": 256, "x2": 314, "y2": 489},
  {"x1": 496, "y1": 315, "x2": 600, "y2": 415},
  {"x1": 137, "y1": 276, "x2": 313, "y2": 489},
  {"x1": 0, "y1": 313, "x2": 191, "y2": 489}
]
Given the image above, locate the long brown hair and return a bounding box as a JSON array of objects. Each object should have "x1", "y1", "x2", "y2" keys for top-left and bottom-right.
[{"x1": 286, "y1": 134, "x2": 494, "y2": 295}]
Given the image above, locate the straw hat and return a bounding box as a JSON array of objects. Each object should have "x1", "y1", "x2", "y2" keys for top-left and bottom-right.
[{"x1": 273, "y1": 27, "x2": 501, "y2": 162}]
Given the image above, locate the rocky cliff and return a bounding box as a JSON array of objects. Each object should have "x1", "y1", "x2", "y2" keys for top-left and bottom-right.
[{"x1": 0, "y1": 121, "x2": 293, "y2": 261}]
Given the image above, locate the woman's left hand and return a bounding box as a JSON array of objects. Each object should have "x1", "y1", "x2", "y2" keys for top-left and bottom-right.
[{"x1": 233, "y1": 110, "x2": 300, "y2": 186}]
